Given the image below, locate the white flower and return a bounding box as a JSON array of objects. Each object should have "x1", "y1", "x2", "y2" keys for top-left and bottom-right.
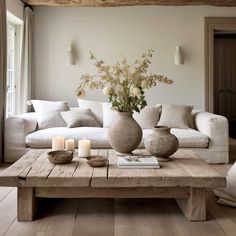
[
  {"x1": 141, "y1": 80, "x2": 148, "y2": 89},
  {"x1": 131, "y1": 87, "x2": 141, "y2": 97},
  {"x1": 103, "y1": 86, "x2": 113, "y2": 96}
]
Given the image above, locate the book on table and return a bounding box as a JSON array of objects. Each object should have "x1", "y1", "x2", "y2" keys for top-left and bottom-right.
[{"x1": 117, "y1": 155, "x2": 160, "y2": 169}]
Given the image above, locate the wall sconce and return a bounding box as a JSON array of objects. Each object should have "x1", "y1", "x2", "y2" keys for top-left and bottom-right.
[
  {"x1": 67, "y1": 45, "x2": 76, "y2": 65},
  {"x1": 174, "y1": 46, "x2": 184, "y2": 65}
]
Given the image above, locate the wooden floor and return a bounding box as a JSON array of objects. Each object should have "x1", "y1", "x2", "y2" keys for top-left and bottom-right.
[{"x1": 0, "y1": 140, "x2": 236, "y2": 236}]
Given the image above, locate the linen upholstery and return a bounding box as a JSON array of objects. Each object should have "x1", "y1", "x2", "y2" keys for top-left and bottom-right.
[
  {"x1": 102, "y1": 103, "x2": 117, "y2": 128},
  {"x1": 4, "y1": 112, "x2": 37, "y2": 162},
  {"x1": 77, "y1": 98, "x2": 103, "y2": 126},
  {"x1": 31, "y1": 100, "x2": 69, "y2": 129},
  {"x1": 133, "y1": 106, "x2": 160, "y2": 129},
  {"x1": 158, "y1": 104, "x2": 193, "y2": 129},
  {"x1": 61, "y1": 110, "x2": 100, "y2": 128},
  {"x1": 25, "y1": 127, "x2": 208, "y2": 149},
  {"x1": 193, "y1": 111, "x2": 229, "y2": 163},
  {"x1": 214, "y1": 162, "x2": 236, "y2": 207},
  {"x1": 4, "y1": 109, "x2": 228, "y2": 164}
]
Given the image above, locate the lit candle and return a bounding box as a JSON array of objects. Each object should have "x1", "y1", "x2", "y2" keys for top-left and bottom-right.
[
  {"x1": 78, "y1": 139, "x2": 91, "y2": 157},
  {"x1": 52, "y1": 136, "x2": 65, "y2": 150},
  {"x1": 65, "y1": 139, "x2": 75, "y2": 151}
]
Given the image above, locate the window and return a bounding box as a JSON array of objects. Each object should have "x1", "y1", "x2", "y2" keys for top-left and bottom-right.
[{"x1": 6, "y1": 12, "x2": 22, "y2": 118}]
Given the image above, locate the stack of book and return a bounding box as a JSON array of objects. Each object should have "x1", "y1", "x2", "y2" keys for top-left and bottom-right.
[{"x1": 117, "y1": 155, "x2": 160, "y2": 169}]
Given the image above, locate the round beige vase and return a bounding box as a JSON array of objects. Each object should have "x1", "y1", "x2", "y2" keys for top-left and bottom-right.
[
  {"x1": 144, "y1": 126, "x2": 179, "y2": 161},
  {"x1": 108, "y1": 112, "x2": 143, "y2": 154}
]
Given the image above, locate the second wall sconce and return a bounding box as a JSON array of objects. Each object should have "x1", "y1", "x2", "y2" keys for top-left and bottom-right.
[
  {"x1": 67, "y1": 45, "x2": 76, "y2": 65},
  {"x1": 174, "y1": 46, "x2": 184, "y2": 65}
]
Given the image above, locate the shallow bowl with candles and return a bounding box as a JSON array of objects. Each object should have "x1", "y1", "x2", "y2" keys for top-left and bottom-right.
[{"x1": 47, "y1": 150, "x2": 73, "y2": 164}]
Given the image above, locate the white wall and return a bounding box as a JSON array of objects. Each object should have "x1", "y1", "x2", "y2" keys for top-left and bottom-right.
[
  {"x1": 34, "y1": 6, "x2": 236, "y2": 110},
  {"x1": 6, "y1": 0, "x2": 24, "y2": 20}
]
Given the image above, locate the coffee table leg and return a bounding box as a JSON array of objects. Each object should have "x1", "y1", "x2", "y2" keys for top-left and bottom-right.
[
  {"x1": 176, "y1": 187, "x2": 206, "y2": 221},
  {"x1": 17, "y1": 187, "x2": 36, "y2": 221}
]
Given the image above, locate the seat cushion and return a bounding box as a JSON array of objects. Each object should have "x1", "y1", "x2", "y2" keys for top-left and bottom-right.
[
  {"x1": 26, "y1": 127, "x2": 209, "y2": 149},
  {"x1": 26, "y1": 127, "x2": 110, "y2": 148}
]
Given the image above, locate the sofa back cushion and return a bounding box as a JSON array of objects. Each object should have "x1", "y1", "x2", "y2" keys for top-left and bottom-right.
[
  {"x1": 31, "y1": 100, "x2": 69, "y2": 130},
  {"x1": 61, "y1": 109, "x2": 100, "y2": 128},
  {"x1": 77, "y1": 98, "x2": 103, "y2": 126},
  {"x1": 102, "y1": 103, "x2": 160, "y2": 129},
  {"x1": 133, "y1": 106, "x2": 160, "y2": 129},
  {"x1": 158, "y1": 104, "x2": 193, "y2": 129}
]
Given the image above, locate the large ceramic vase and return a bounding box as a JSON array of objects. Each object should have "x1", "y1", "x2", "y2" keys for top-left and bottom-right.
[
  {"x1": 145, "y1": 126, "x2": 179, "y2": 161},
  {"x1": 108, "y1": 112, "x2": 143, "y2": 154}
]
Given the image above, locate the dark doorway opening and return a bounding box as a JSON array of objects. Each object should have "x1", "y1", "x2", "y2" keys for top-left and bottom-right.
[{"x1": 214, "y1": 33, "x2": 236, "y2": 139}]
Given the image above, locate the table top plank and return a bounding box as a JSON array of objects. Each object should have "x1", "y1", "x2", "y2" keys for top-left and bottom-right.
[
  {"x1": 0, "y1": 149, "x2": 226, "y2": 188},
  {"x1": 93, "y1": 150, "x2": 143, "y2": 187},
  {"x1": 0, "y1": 150, "x2": 44, "y2": 186},
  {"x1": 90, "y1": 149, "x2": 108, "y2": 187}
]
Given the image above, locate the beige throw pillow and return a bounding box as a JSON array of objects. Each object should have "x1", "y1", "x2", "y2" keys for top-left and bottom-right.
[
  {"x1": 77, "y1": 98, "x2": 103, "y2": 126},
  {"x1": 61, "y1": 110, "x2": 100, "y2": 128},
  {"x1": 31, "y1": 100, "x2": 69, "y2": 130},
  {"x1": 158, "y1": 104, "x2": 193, "y2": 129},
  {"x1": 133, "y1": 106, "x2": 160, "y2": 129}
]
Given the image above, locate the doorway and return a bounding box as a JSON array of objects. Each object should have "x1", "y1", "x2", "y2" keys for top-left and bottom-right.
[
  {"x1": 205, "y1": 17, "x2": 236, "y2": 139},
  {"x1": 214, "y1": 34, "x2": 236, "y2": 138}
]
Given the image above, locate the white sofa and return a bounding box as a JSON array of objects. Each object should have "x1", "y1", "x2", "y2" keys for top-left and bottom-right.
[{"x1": 4, "y1": 107, "x2": 229, "y2": 164}]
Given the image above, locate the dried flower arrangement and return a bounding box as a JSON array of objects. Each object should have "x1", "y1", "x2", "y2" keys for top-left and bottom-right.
[{"x1": 76, "y1": 49, "x2": 173, "y2": 112}]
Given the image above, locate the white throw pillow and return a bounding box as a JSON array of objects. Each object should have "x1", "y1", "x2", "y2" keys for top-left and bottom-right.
[
  {"x1": 158, "y1": 104, "x2": 193, "y2": 129},
  {"x1": 31, "y1": 100, "x2": 69, "y2": 130},
  {"x1": 77, "y1": 98, "x2": 103, "y2": 126},
  {"x1": 102, "y1": 103, "x2": 118, "y2": 128},
  {"x1": 133, "y1": 106, "x2": 160, "y2": 129}
]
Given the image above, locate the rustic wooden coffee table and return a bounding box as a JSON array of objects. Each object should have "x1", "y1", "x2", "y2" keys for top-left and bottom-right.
[{"x1": 0, "y1": 149, "x2": 226, "y2": 222}]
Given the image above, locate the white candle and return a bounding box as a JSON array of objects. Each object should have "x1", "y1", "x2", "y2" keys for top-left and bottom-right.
[
  {"x1": 52, "y1": 136, "x2": 65, "y2": 150},
  {"x1": 65, "y1": 139, "x2": 75, "y2": 151},
  {"x1": 78, "y1": 139, "x2": 91, "y2": 157}
]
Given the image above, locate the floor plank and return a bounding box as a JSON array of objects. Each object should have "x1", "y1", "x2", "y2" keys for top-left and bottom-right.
[
  {"x1": 0, "y1": 187, "x2": 13, "y2": 201},
  {"x1": 0, "y1": 188, "x2": 17, "y2": 236},
  {"x1": 145, "y1": 198, "x2": 226, "y2": 236},
  {"x1": 72, "y1": 198, "x2": 114, "y2": 236}
]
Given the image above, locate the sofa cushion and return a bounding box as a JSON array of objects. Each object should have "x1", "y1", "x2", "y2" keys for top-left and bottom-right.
[
  {"x1": 102, "y1": 103, "x2": 161, "y2": 128},
  {"x1": 77, "y1": 98, "x2": 103, "y2": 126},
  {"x1": 31, "y1": 100, "x2": 69, "y2": 130},
  {"x1": 102, "y1": 103, "x2": 117, "y2": 128},
  {"x1": 61, "y1": 110, "x2": 100, "y2": 128},
  {"x1": 158, "y1": 104, "x2": 193, "y2": 129},
  {"x1": 134, "y1": 106, "x2": 160, "y2": 129},
  {"x1": 26, "y1": 127, "x2": 209, "y2": 149}
]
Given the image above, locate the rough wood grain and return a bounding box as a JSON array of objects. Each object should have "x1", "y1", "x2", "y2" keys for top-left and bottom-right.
[
  {"x1": 17, "y1": 187, "x2": 36, "y2": 221},
  {"x1": 23, "y1": 0, "x2": 236, "y2": 7},
  {"x1": 176, "y1": 187, "x2": 206, "y2": 221},
  {"x1": 35, "y1": 186, "x2": 190, "y2": 198}
]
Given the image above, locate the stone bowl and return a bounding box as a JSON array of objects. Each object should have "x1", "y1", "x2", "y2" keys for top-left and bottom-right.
[
  {"x1": 87, "y1": 156, "x2": 108, "y2": 167},
  {"x1": 47, "y1": 150, "x2": 73, "y2": 164}
]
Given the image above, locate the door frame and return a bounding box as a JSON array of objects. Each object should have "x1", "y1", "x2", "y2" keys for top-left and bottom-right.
[{"x1": 205, "y1": 17, "x2": 236, "y2": 112}]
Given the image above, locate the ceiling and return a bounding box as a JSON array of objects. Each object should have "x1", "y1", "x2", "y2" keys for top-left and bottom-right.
[{"x1": 22, "y1": 0, "x2": 236, "y2": 7}]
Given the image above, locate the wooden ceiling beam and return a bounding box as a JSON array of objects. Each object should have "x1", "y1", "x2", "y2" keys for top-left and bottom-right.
[{"x1": 23, "y1": 0, "x2": 236, "y2": 7}]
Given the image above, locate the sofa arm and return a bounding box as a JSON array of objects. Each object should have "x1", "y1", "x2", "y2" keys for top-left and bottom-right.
[
  {"x1": 193, "y1": 111, "x2": 229, "y2": 163},
  {"x1": 4, "y1": 113, "x2": 37, "y2": 162}
]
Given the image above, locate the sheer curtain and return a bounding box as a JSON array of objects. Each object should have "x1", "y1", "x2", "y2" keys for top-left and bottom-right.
[
  {"x1": 0, "y1": 0, "x2": 7, "y2": 162},
  {"x1": 18, "y1": 6, "x2": 34, "y2": 114}
]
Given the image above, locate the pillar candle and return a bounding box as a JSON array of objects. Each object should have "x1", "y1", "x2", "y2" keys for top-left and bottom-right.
[
  {"x1": 78, "y1": 139, "x2": 91, "y2": 157},
  {"x1": 52, "y1": 136, "x2": 65, "y2": 150},
  {"x1": 65, "y1": 139, "x2": 75, "y2": 151}
]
